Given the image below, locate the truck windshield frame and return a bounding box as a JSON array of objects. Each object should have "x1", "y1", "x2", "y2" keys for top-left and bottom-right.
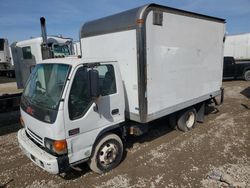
[
  {"x1": 21, "y1": 63, "x2": 71, "y2": 123},
  {"x1": 23, "y1": 63, "x2": 70, "y2": 110}
]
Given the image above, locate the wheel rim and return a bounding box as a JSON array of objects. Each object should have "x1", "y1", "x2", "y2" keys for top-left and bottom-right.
[
  {"x1": 186, "y1": 111, "x2": 195, "y2": 128},
  {"x1": 99, "y1": 142, "x2": 118, "y2": 166}
]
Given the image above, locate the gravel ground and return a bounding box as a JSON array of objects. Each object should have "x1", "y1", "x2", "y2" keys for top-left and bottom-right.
[
  {"x1": 0, "y1": 82, "x2": 22, "y2": 95},
  {"x1": 0, "y1": 77, "x2": 16, "y2": 84},
  {"x1": 0, "y1": 80, "x2": 249, "y2": 188}
]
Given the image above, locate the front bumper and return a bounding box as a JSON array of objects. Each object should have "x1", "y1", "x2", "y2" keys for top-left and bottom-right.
[{"x1": 17, "y1": 128, "x2": 69, "y2": 174}]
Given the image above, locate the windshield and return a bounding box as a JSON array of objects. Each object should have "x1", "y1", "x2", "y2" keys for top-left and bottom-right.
[
  {"x1": 23, "y1": 64, "x2": 70, "y2": 110},
  {"x1": 53, "y1": 44, "x2": 70, "y2": 57}
]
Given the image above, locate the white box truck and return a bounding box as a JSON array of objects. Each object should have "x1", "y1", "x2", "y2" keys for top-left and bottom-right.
[{"x1": 17, "y1": 4, "x2": 225, "y2": 174}]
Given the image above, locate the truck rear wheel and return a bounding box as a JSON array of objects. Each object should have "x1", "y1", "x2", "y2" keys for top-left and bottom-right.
[
  {"x1": 177, "y1": 107, "x2": 197, "y2": 132},
  {"x1": 244, "y1": 70, "x2": 250, "y2": 81},
  {"x1": 88, "y1": 133, "x2": 123, "y2": 174}
]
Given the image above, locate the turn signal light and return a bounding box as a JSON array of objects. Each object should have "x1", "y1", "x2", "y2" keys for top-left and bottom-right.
[{"x1": 53, "y1": 140, "x2": 67, "y2": 154}]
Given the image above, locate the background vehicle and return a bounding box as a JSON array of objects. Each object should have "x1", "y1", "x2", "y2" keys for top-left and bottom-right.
[
  {"x1": 11, "y1": 17, "x2": 73, "y2": 89},
  {"x1": 0, "y1": 38, "x2": 15, "y2": 78},
  {"x1": 223, "y1": 56, "x2": 250, "y2": 80},
  {"x1": 224, "y1": 33, "x2": 250, "y2": 60},
  {"x1": 223, "y1": 33, "x2": 250, "y2": 81},
  {"x1": 18, "y1": 4, "x2": 225, "y2": 175}
]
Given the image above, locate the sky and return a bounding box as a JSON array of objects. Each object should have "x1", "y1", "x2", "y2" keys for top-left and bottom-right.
[{"x1": 0, "y1": 0, "x2": 250, "y2": 44}]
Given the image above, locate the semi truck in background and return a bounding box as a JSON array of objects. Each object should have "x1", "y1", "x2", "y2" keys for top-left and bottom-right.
[
  {"x1": 11, "y1": 36, "x2": 73, "y2": 89},
  {"x1": 0, "y1": 38, "x2": 15, "y2": 78},
  {"x1": 223, "y1": 33, "x2": 250, "y2": 80},
  {"x1": 0, "y1": 17, "x2": 74, "y2": 113},
  {"x1": 11, "y1": 17, "x2": 73, "y2": 89},
  {"x1": 17, "y1": 4, "x2": 225, "y2": 175}
]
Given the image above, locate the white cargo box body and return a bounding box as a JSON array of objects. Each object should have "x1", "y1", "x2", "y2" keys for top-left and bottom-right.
[{"x1": 80, "y1": 4, "x2": 225, "y2": 123}]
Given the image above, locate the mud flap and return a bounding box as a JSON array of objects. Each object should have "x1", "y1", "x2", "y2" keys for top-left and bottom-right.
[
  {"x1": 212, "y1": 87, "x2": 224, "y2": 106},
  {"x1": 196, "y1": 102, "x2": 205, "y2": 123}
]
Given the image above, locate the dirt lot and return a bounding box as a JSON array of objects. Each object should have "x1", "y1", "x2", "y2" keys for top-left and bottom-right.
[
  {"x1": 0, "y1": 80, "x2": 249, "y2": 188},
  {"x1": 0, "y1": 78, "x2": 22, "y2": 95},
  {"x1": 0, "y1": 77, "x2": 16, "y2": 84}
]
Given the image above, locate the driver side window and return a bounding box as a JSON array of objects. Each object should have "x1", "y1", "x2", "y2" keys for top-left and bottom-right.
[
  {"x1": 68, "y1": 64, "x2": 117, "y2": 120},
  {"x1": 68, "y1": 67, "x2": 92, "y2": 120}
]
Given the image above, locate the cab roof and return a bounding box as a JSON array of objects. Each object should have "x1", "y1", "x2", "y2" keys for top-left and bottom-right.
[
  {"x1": 15, "y1": 36, "x2": 72, "y2": 47},
  {"x1": 40, "y1": 57, "x2": 117, "y2": 68}
]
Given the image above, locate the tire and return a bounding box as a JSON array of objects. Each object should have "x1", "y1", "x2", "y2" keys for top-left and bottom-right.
[
  {"x1": 88, "y1": 133, "x2": 123, "y2": 174},
  {"x1": 177, "y1": 107, "x2": 197, "y2": 132},
  {"x1": 244, "y1": 70, "x2": 250, "y2": 81}
]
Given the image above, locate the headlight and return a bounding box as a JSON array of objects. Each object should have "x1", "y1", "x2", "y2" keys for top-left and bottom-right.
[
  {"x1": 44, "y1": 138, "x2": 67, "y2": 155},
  {"x1": 44, "y1": 138, "x2": 53, "y2": 150}
]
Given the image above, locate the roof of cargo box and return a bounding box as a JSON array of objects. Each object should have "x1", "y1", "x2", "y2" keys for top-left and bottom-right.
[{"x1": 80, "y1": 3, "x2": 225, "y2": 38}]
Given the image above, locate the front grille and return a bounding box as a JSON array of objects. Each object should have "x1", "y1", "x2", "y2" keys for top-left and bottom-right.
[{"x1": 27, "y1": 128, "x2": 43, "y2": 146}]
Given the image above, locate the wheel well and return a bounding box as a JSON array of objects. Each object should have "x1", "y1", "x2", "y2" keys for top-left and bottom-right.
[
  {"x1": 243, "y1": 68, "x2": 250, "y2": 80},
  {"x1": 243, "y1": 68, "x2": 250, "y2": 74},
  {"x1": 90, "y1": 125, "x2": 124, "y2": 157}
]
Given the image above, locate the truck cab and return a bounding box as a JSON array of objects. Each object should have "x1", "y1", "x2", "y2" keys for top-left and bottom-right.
[
  {"x1": 18, "y1": 58, "x2": 125, "y2": 174},
  {"x1": 11, "y1": 36, "x2": 73, "y2": 89}
]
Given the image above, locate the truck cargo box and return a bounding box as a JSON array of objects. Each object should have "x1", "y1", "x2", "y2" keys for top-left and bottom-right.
[{"x1": 80, "y1": 4, "x2": 225, "y2": 123}]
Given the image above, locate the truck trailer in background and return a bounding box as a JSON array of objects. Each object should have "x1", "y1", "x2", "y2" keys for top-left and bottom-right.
[
  {"x1": 18, "y1": 4, "x2": 225, "y2": 175},
  {"x1": 224, "y1": 33, "x2": 250, "y2": 60},
  {"x1": 0, "y1": 38, "x2": 15, "y2": 78}
]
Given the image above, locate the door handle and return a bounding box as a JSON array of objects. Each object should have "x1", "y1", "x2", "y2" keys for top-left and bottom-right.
[{"x1": 111, "y1": 109, "x2": 119, "y2": 115}]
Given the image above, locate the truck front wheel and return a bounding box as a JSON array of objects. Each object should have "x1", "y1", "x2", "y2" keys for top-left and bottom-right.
[
  {"x1": 244, "y1": 70, "x2": 250, "y2": 81},
  {"x1": 88, "y1": 133, "x2": 123, "y2": 174},
  {"x1": 177, "y1": 107, "x2": 197, "y2": 132}
]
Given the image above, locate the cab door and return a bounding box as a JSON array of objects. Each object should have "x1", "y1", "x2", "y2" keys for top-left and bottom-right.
[{"x1": 63, "y1": 63, "x2": 124, "y2": 164}]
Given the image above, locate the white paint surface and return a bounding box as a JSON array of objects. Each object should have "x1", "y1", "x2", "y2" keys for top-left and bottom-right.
[{"x1": 146, "y1": 11, "x2": 225, "y2": 115}]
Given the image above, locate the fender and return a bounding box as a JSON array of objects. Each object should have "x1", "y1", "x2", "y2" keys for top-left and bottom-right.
[{"x1": 90, "y1": 123, "x2": 125, "y2": 156}]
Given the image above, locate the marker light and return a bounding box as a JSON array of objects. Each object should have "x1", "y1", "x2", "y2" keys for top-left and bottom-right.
[{"x1": 137, "y1": 19, "x2": 144, "y2": 24}]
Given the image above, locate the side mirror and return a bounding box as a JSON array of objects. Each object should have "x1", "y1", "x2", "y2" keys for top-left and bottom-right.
[{"x1": 89, "y1": 69, "x2": 100, "y2": 99}]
